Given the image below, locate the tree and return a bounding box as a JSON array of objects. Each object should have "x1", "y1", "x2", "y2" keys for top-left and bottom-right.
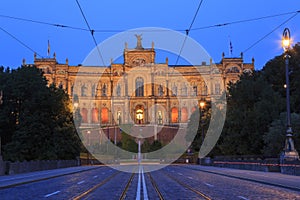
[
  {"x1": 263, "y1": 112, "x2": 300, "y2": 157},
  {"x1": 218, "y1": 72, "x2": 284, "y2": 155},
  {"x1": 185, "y1": 105, "x2": 211, "y2": 152},
  {"x1": 1, "y1": 66, "x2": 81, "y2": 161}
]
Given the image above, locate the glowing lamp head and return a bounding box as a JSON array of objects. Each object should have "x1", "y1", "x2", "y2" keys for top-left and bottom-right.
[
  {"x1": 282, "y1": 28, "x2": 291, "y2": 51},
  {"x1": 199, "y1": 101, "x2": 205, "y2": 108},
  {"x1": 73, "y1": 102, "x2": 79, "y2": 108}
]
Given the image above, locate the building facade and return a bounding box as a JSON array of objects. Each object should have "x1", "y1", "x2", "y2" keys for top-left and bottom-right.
[{"x1": 32, "y1": 38, "x2": 254, "y2": 132}]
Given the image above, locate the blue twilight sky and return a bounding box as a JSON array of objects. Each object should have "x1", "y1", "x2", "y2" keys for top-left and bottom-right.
[{"x1": 0, "y1": 0, "x2": 299, "y2": 70}]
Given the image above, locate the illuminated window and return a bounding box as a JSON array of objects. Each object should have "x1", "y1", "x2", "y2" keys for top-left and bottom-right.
[
  {"x1": 158, "y1": 111, "x2": 163, "y2": 125},
  {"x1": 171, "y1": 107, "x2": 178, "y2": 123},
  {"x1": 101, "y1": 108, "x2": 109, "y2": 124},
  {"x1": 92, "y1": 108, "x2": 98, "y2": 123},
  {"x1": 117, "y1": 111, "x2": 122, "y2": 124},
  {"x1": 81, "y1": 108, "x2": 88, "y2": 123},
  {"x1": 181, "y1": 107, "x2": 188, "y2": 122},
  {"x1": 136, "y1": 109, "x2": 144, "y2": 124}
]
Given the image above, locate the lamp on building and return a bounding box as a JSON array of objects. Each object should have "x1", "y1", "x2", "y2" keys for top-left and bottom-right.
[{"x1": 281, "y1": 28, "x2": 299, "y2": 161}]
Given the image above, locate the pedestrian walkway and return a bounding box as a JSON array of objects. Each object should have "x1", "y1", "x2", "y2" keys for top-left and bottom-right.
[
  {"x1": 0, "y1": 165, "x2": 99, "y2": 189},
  {"x1": 186, "y1": 165, "x2": 300, "y2": 191}
]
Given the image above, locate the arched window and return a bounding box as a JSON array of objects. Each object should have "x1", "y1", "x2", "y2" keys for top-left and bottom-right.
[
  {"x1": 117, "y1": 111, "x2": 122, "y2": 124},
  {"x1": 181, "y1": 83, "x2": 187, "y2": 96},
  {"x1": 135, "y1": 77, "x2": 144, "y2": 97},
  {"x1": 201, "y1": 82, "x2": 207, "y2": 96},
  {"x1": 172, "y1": 85, "x2": 177, "y2": 96},
  {"x1": 71, "y1": 84, "x2": 74, "y2": 96},
  {"x1": 58, "y1": 81, "x2": 63, "y2": 89},
  {"x1": 92, "y1": 108, "x2": 99, "y2": 123},
  {"x1": 158, "y1": 84, "x2": 163, "y2": 96},
  {"x1": 158, "y1": 111, "x2": 163, "y2": 125},
  {"x1": 101, "y1": 108, "x2": 109, "y2": 124},
  {"x1": 171, "y1": 107, "x2": 178, "y2": 123},
  {"x1": 81, "y1": 108, "x2": 88, "y2": 123},
  {"x1": 215, "y1": 83, "x2": 220, "y2": 95},
  {"x1": 191, "y1": 106, "x2": 197, "y2": 113},
  {"x1": 193, "y1": 86, "x2": 197, "y2": 96},
  {"x1": 81, "y1": 84, "x2": 87, "y2": 96},
  {"x1": 116, "y1": 84, "x2": 121, "y2": 97},
  {"x1": 181, "y1": 107, "x2": 188, "y2": 122},
  {"x1": 91, "y1": 84, "x2": 96, "y2": 97},
  {"x1": 102, "y1": 84, "x2": 107, "y2": 96}
]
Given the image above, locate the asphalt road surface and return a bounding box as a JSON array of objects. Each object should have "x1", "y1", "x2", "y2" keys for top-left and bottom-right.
[{"x1": 0, "y1": 164, "x2": 299, "y2": 199}]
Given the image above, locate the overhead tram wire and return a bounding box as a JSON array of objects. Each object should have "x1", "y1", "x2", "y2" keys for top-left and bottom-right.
[
  {"x1": 243, "y1": 12, "x2": 299, "y2": 54},
  {"x1": 191, "y1": 10, "x2": 300, "y2": 31},
  {"x1": 0, "y1": 14, "x2": 90, "y2": 32},
  {"x1": 0, "y1": 26, "x2": 43, "y2": 58},
  {"x1": 175, "y1": 0, "x2": 204, "y2": 66},
  {"x1": 0, "y1": 10, "x2": 299, "y2": 33},
  {"x1": 75, "y1": 0, "x2": 106, "y2": 67}
]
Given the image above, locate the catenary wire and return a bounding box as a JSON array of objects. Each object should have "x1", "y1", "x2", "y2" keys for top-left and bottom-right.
[
  {"x1": 243, "y1": 12, "x2": 298, "y2": 53},
  {"x1": 0, "y1": 14, "x2": 89, "y2": 32},
  {"x1": 0, "y1": 10, "x2": 299, "y2": 33},
  {"x1": 191, "y1": 10, "x2": 300, "y2": 31},
  {"x1": 75, "y1": 0, "x2": 106, "y2": 66},
  {"x1": 175, "y1": 0, "x2": 204, "y2": 65},
  {"x1": 0, "y1": 9, "x2": 299, "y2": 64},
  {"x1": 0, "y1": 26, "x2": 43, "y2": 58}
]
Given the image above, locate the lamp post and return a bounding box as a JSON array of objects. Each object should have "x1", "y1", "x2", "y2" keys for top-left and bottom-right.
[
  {"x1": 0, "y1": 91, "x2": 2, "y2": 158},
  {"x1": 281, "y1": 28, "x2": 299, "y2": 161},
  {"x1": 87, "y1": 130, "x2": 91, "y2": 165},
  {"x1": 199, "y1": 101, "x2": 205, "y2": 146},
  {"x1": 199, "y1": 100, "x2": 205, "y2": 165}
]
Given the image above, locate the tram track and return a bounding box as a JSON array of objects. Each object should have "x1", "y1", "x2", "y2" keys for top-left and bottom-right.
[
  {"x1": 146, "y1": 167, "x2": 212, "y2": 200},
  {"x1": 72, "y1": 171, "x2": 121, "y2": 200},
  {"x1": 147, "y1": 172, "x2": 165, "y2": 200},
  {"x1": 119, "y1": 172, "x2": 135, "y2": 200},
  {"x1": 73, "y1": 167, "x2": 138, "y2": 200},
  {"x1": 162, "y1": 170, "x2": 212, "y2": 200}
]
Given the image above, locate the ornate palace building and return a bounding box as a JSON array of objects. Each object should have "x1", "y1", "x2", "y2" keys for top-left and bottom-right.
[{"x1": 30, "y1": 37, "x2": 254, "y2": 140}]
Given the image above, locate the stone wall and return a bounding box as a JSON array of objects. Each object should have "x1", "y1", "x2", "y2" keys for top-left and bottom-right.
[
  {"x1": 209, "y1": 156, "x2": 300, "y2": 176},
  {"x1": 280, "y1": 160, "x2": 300, "y2": 176},
  {"x1": 4, "y1": 160, "x2": 79, "y2": 175},
  {"x1": 0, "y1": 156, "x2": 6, "y2": 175}
]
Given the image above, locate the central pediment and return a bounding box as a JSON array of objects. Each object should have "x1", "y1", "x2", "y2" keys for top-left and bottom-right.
[{"x1": 123, "y1": 35, "x2": 155, "y2": 66}]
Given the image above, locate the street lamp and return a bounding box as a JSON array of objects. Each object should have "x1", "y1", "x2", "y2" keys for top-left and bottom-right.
[
  {"x1": 199, "y1": 101, "x2": 205, "y2": 146},
  {"x1": 0, "y1": 91, "x2": 2, "y2": 157},
  {"x1": 281, "y1": 28, "x2": 299, "y2": 161},
  {"x1": 87, "y1": 130, "x2": 91, "y2": 165},
  {"x1": 199, "y1": 100, "x2": 205, "y2": 165}
]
